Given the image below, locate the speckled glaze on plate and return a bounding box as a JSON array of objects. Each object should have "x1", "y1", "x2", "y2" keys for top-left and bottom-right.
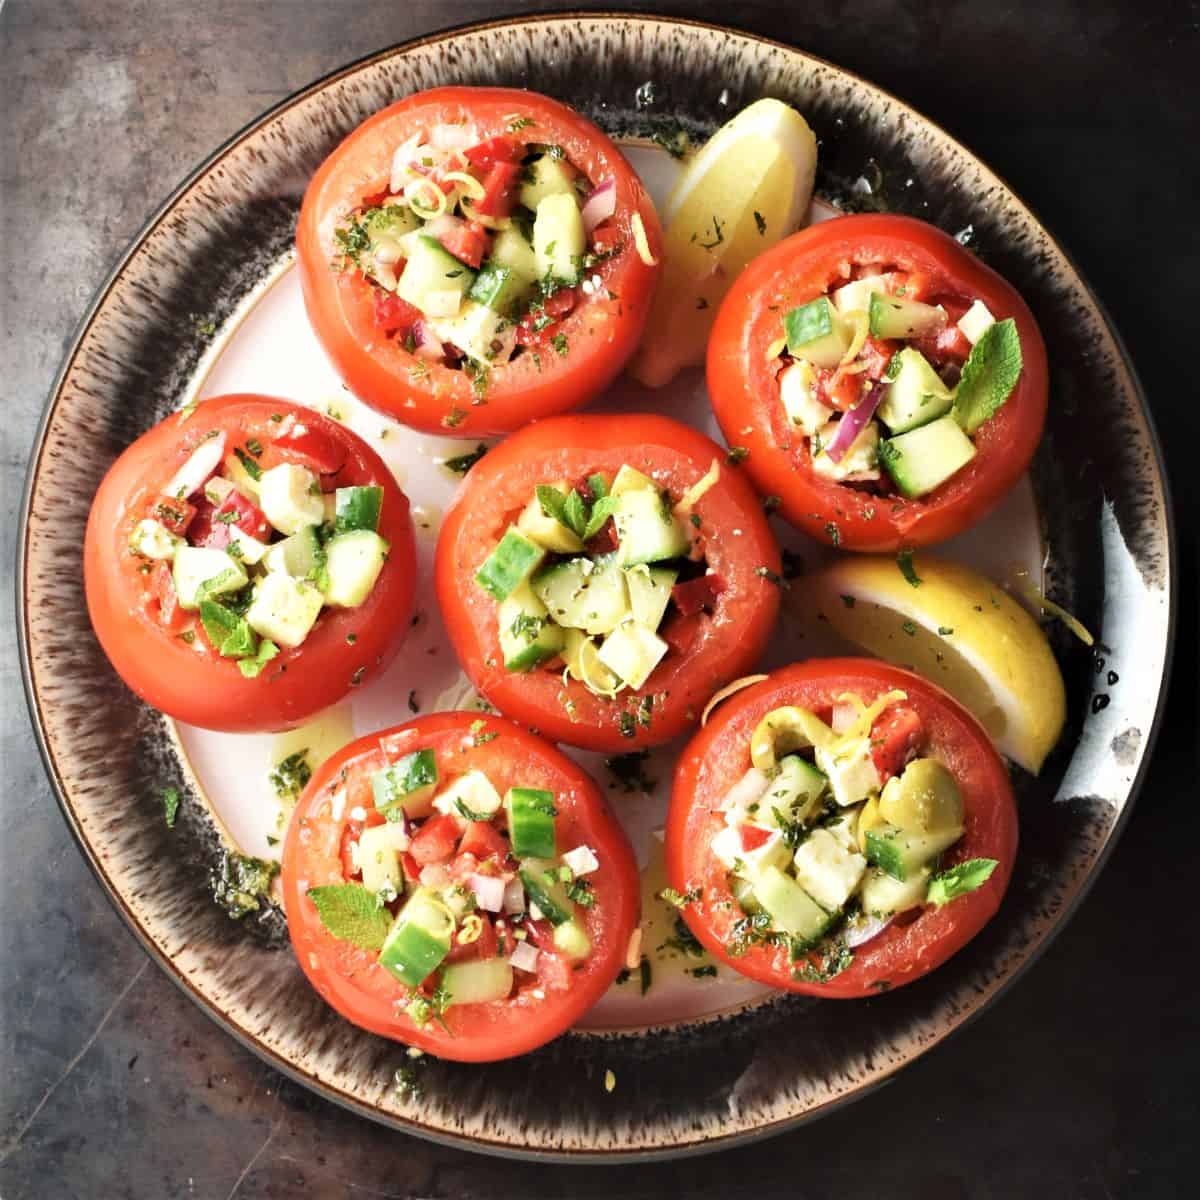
[{"x1": 17, "y1": 13, "x2": 1174, "y2": 1160}]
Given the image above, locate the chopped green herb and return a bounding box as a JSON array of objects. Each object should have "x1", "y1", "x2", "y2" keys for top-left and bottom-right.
[
  {"x1": 658, "y1": 886, "x2": 699, "y2": 910},
  {"x1": 689, "y1": 964, "x2": 718, "y2": 978},
  {"x1": 754, "y1": 566, "x2": 788, "y2": 589},
  {"x1": 443, "y1": 443, "x2": 488, "y2": 474},
  {"x1": 840, "y1": 594, "x2": 856, "y2": 609},
  {"x1": 233, "y1": 447, "x2": 262, "y2": 481},
  {"x1": 269, "y1": 751, "x2": 312, "y2": 801},
  {"x1": 824, "y1": 521, "x2": 841, "y2": 547},
  {"x1": 442, "y1": 408, "x2": 467, "y2": 429},
  {"x1": 753, "y1": 210, "x2": 767, "y2": 236},
  {"x1": 762, "y1": 495, "x2": 782, "y2": 513},
  {"x1": 927, "y1": 858, "x2": 999, "y2": 906},
  {"x1": 618, "y1": 712, "x2": 637, "y2": 739},
  {"x1": 791, "y1": 939, "x2": 854, "y2": 984},
  {"x1": 237, "y1": 639, "x2": 279, "y2": 679},
  {"x1": 952, "y1": 319, "x2": 1022, "y2": 434},
  {"x1": 565, "y1": 879, "x2": 595, "y2": 907},
  {"x1": 896, "y1": 550, "x2": 922, "y2": 587},
  {"x1": 901, "y1": 619, "x2": 917, "y2": 636},
  {"x1": 211, "y1": 851, "x2": 279, "y2": 920},
  {"x1": 551, "y1": 332, "x2": 569, "y2": 357},
  {"x1": 407, "y1": 689, "x2": 420, "y2": 714},
  {"x1": 161, "y1": 786, "x2": 180, "y2": 828},
  {"x1": 508, "y1": 115, "x2": 536, "y2": 131},
  {"x1": 469, "y1": 719, "x2": 499, "y2": 745},
  {"x1": 639, "y1": 956, "x2": 652, "y2": 995},
  {"x1": 698, "y1": 215, "x2": 725, "y2": 250},
  {"x1": 938, "y1": 625, "x2": 954, "y2": 636}
]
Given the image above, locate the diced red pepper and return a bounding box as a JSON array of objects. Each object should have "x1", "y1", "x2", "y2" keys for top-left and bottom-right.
[
  {"x1": 373, "y1": 291, "x2": 422, "y2": 337},
  {"x1": 590, "y1": 222, "x2": 621, "y2": 257},
  {"x1": 185, "y1": 497, "x2": 228, "y2": 549},
  {"x1": 671, "y1": 575, "x2": 726, "y2": 617},
  {"x1": 409, "y1": 813, "x2": 462, "y2": 866},
  {"x1": 660, "y1": 610, "x2": 703, "y2": 656},
  {"x1": 445, "y1": 912, "x2": 499, "y2": 964},
  {"x1": 463, "y1": 135, "x2": 523, "y2": 169},
  {"x1": 457, "y1": 820, "x2": 510, "y2": 865},
  {"x1": 739, "y1": 824, "x2": 774, "y2": 853},
  {"x1": 215, "y1": 488, "x2": 272, "y2": 542},
  {"x1": 437, "y1": 220, "x2": 491, "y2": 269},
  {"x1": 400, "y1": 851, "x2": 422, "y2": 883},
  {"x1": 149, "y1": 494, "x2": 195, "y2": 536},
  {"x1": 472, "y1": 161, "x2": 522, "y2": 218},
  {"x1": 914, "y1": 322, "x2": 972, "y2": 366},
  {"x1": 869, "y1": 705, "x2": 925, "y2": 784},
  {"x1": 584, "y1": 518, "x2": 619, "y2": 556},
  {"x1": 522, "y1": 918, "x2": 556, "y2": 952},
  {"x1": 151, "y1": 562, "x2": 185, "y2": 631}
]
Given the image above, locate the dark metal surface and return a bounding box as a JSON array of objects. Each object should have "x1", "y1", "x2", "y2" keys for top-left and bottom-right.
[{"x1": 1, "y1": 1, "x2": 1195, "y2": 1196}]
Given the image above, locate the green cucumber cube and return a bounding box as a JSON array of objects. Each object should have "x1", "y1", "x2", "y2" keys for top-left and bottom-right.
[
  {"x1": 516, "y1": 483, "x2": 584, "y2": 553},
  {"x1": 440, "y1": 958, "x2": 514, "y2": 1006},
  {"x1": 532, "y1": 556, "x2": 629, "y2": 636},
  {"x1": 323, "y1": 530, "x2": 388, "y2": 608},
  {"x1": 258, "y1": 462, "x2": 325, "y2": 535},
  {"x1": 753, "y1": 864, "x2": 833, "y2": 947},
  {"x1": 517, "y1": 857, "x2": 572, "y2": 925},
  {"x1": 612, "y1": 488, "x2": 690, "y2": 566},
  {"x1": 173, "y1": 546, "x2": 248, "y2": 611},
  {"x1": 396, "y1": 235, "x2": 476, "y2": 314},
  {"x1": 533, "y1": 192, "x2": 585, "y2": 284},
  {"x1": 518, "y1": 154, "x2": 578, "y2": 212},
  {"x1": 489, "y1": 226, "x2": 539, "y2": 284},
  {"x1": 262, "y1": 525, "x2": 321, "y2": 578},
  {"x1": 498, "y1": 583, "x2": 564, "y2": 672},
  {"x1": 552, "y1": 918, "x2": 592, "y2": 961},
  {"x1": 476, "y1": 528, "x2": 546, "y2": 600},
  {"x1": 868, "y1": 291, "x2": 947, "y2": 340},
  {"x1": 357, "y1": 824, "x2": 403, "y2": 897},
  {"x1": 372, "y1": 749, "x2": 438, "y2": 820},
  {"x1": 595, "y1": 621, "x2": 668, "y2": 691},
  {"x1": 864, "y1": 822, "x2": 964, "y2": 882},
  {"x1": 245, "y1": 574, "x2": 324, "y2": 648},
  {"x1": 468, "y1": 262, "x2": 534, "y2": 315},
  {"x1": 878, "y1": 415, "x2": 977, "y2": 499},
  {"x1": 506, "y1": 789, "x2": 558, "y2": 860},
  {"x1": 624, "y1": 564, "x2": 677, "y2": 631},
  {"x1": 876, "y1": 347, "x2": 954, "y2": 433},
  {"x1": 784, "y1": 297, "x2": 852, "y2": 369},
  {"x1": 334, "y1": 486, "x2": 383, "y2": 534},
  {"x1": 860, "y1": 865, "x2": 930, "y2": 918}
]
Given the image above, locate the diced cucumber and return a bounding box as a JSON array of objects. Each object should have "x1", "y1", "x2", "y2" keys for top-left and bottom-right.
[
  {"x1": 129, "y1": 518, "x2": 179, "y2": 561},
  {"x1": 379, "y1": 889, "x2": 455, "y2": 987},
  {"x1": 518, "y1": 857, "x2": 572, "y2": 925},
  {"x1": 246, "y1": 573, "x2": 324, "y2": 648},
  {"x1": 372, "y1": 749, "x2": 438, "y2": 820},
  {"x1": 596, "y1": 621, "x2": 668, "y2": 691},
  {"x1": 624, "y1": 564, "x2": 677, "y2": 631},
  {"x1": 791, "y1": 827, "x2": 867, "y2": 912},
  {"x1": 441, "y1": 958, "x2": 513, "y2": 1007},
  {"x1": 784, "y1": 297, "x2": 853, "y2": 369},
  {"x1": 498, "y1": 582, "x2": 565, "y2": 671},
  {"x1": 878, "y1": 414, "x2": 977, "y2": 499},
  {"x1": 876, "y1": 347, "x2": 954, "y2": 433},
  {"x1": 753, "y1": 864, "x2": 834, "y2": 946},
  {"x1": 172, "y1": 546, "x2": 248, "y2": 611},
  {"x1": 396, "y1": 235, "x2": 476, "y2": 315},
  {"x1": 507, "y1": 790, "x2": 557, "y2": 859},
  {"x1": 759, "y1": 755, "x2": 827, "y2": 829},
  {"x1": 489, "y1": 226, "x2": 539, "y2": 284},
  {"x1": 864, "y1": 822, "x2": 964, "y2": 882},
  {"x1": 609, "y1": 465, "x2": 656, "y2": 496},
  {"x1": 258, "y1": 463, "x2": 324, "y2": 535},
  {"x1": 731, "y1": 875, "x2": 762, "y2": 915},
  {"x1": 516, "y1": 482, "x2": 584, "y2": 553},
  {"x1": 518, "y1": 154, "x2": 578, "y2": 212},
  {"x1": 225, "y1": 527, "x2": 269, "y2": 565},
  {"x1": 533, "y1": 192, "x2": 585, "y2": 284},
  {"x1": 612, "y1": 488, "x2": 690, "y2": 566},
  {"x1": 434, "y1": 770, "x2": 503, "y2": 821},
  {"x1": 334, "y1": 486, "x2": 383, "y2": 534},
  {"x1": 323, "y1": 530, "x2": 388, "y2": 608},
  {"x1": 262, "y1": 525, "x2": 321, "y2": 578},
  {"x1": 429, "y1": 299, "x2": 506, "y2": 364},
  {"x1": 561, "y1": 627, "x2": 621, "y2": 696},
  {"x1": 468, "y1": 262, "x2": 534, "y2": 315},
  {"x1": 532, "y1": 556, "x2": 629, "y2": 636},
  {"x1": 779, "y1": 360, "x2": 833, "y2": 436},
  {"x1": 357, "y1": 824, "x2": 404, "y2": 897},
  {"x1": 365, "y1": 203, "x2": 421, "y2": 244},
  {"x1": 476, "y1": 527, "x2": 545, "y2": 600},
  {"x1": 860, "y1": 865, "x2": 930, "y2": 918},
  {"x1": 831, "y1": 275, "x2": 888, "y2": 315},
  {"x1": 553, "y1": 918, "x2": 592, "y2": 961},
  {"x1": 868, "y1": 291, "x2": 947, "y2": 339}
]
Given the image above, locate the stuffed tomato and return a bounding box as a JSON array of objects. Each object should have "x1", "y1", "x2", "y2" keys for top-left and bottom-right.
[
  {"x1": 707, "y1": 214, "x2": 1048, "y2": 551},
  {"x1": 665, "y1": 659, "x2": 1017, "y2": 996},
  {"x1": 84, "y1": 394, "x2": 415, "y2": 732},
  {"x1": 297, "y1": 86, "x2": 662, "y2": 436},
  {"x1": 435, "y1": 414, "x2": 781, "y2": 752},
  {"x1": 282, "y1": 712, "x2": 639, "y2": 1061}
]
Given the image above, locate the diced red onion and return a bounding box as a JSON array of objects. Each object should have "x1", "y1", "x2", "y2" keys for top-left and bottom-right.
[
  {"x1": 502, "y1": 877, "x2": 526, "y2": 914},
  {"x1": 468, "y1": 873, "x2": 506, "y2": 913},
  {"x1": 825, "y1": 380, "x2": 886, "y2": 464},
  {"x1": 412, "y1": 320, "x2": 445, "y2": 361},
  {"x1": 580, "y1": 178, "x2": 616, "y2": 234},
  {"x1": 429, "y1": 123, "x2": 477, "y2": 152},
  {"x1": 509, "y1": 941, "x2": 540, "y2": 973},
  {"x1": 164, "y1": 432, "x2": 226, "y2": 498},
  {"x1": 845, "y1": 913, "x2": 893, "y2": 949},
  {"x1": 831, "y1": 702, "x2": 859, "y2": 734}
]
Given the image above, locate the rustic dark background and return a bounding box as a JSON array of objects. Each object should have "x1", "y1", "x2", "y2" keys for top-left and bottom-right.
[{"x1": 2, "y1": 2, "x2": 1196, "y2": 1197}]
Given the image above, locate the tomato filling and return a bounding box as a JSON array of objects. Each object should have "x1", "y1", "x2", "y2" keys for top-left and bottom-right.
[
  {"x1": 474, "y1": 463, "x2": 724, "y2": 698},
  {"x1": 709, "y1": 690, "x2": 997, "y2": 983},
  {"x1": 774, "y1": 261, "x2": 1022, "y2": 503},
  {"x1": 127, "y1": 413, "x2": 389, "y2": 672},
  {"x1": 330, "y1": 122, "x2": 628, "y2": 393},
  {"x1": 317, "y1": 743, "x2": 602, "y2": 1027}
]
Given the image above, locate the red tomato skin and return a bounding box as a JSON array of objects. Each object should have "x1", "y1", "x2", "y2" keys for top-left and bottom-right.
[
  {"x1": 296, "y1": 87, "x2": 663, "y2": 436},
  {"x1": 665, "y1": 659, "x2": 1017, "y2": 998},
  {"x1": 84, "y1": 394, "x2": 417, "y2": 732},
  {"x1": 282, "y1": 713, "x2": 640, "y2": 1062},
  {"x1": 435, "y1": 414, "x2": 781, "y2": 752},
  {"x1": 707, "y1": 214, "x2": 1049, "y2": 550}
]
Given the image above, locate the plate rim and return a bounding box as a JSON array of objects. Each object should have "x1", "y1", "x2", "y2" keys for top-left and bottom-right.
[{"x1": 15, "y1": 8, "x2": 1178, "y2": 1162}]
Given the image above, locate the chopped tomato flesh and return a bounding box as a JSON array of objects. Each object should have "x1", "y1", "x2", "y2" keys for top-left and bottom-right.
[
  {"x1": 463, "y1": 135, "x2": 522, "y2": 169},
  {"x1": 409, "y1": 812, "x2": 462, "y2": 865},
  {"x1": 270, "y1": 425, "x2": 348, "y2": 476},
  {"x1": 150, "y1": 495, "x2": 195, "y2": 536},
  {"x1": 472, "y1": 162, "x2": 522, "y2": 218},
  {"x1": 215, "y1": 488, "x2": 272, "y2": 542},
  {"x1": 437, "y1": 221, "x2": 490, "y2": 269},
  {"x1": 373, "y1": 292, "x2": 422, "y2": 337},
  {"x1": 660, "y1": 610, "x2": 703, "y2": 656},
  {"x1": 445, "y1": 913, "x2": 500, "y2": 963},
  {"x1": 458, "y1": 820, "x2": 510, "y2": 864},
  {"x1": 590, "y1": 223, "x2": 621, "y2": 256},
  {"x1": 151, "y1": 562, "x2": 185, "y2": 631}
]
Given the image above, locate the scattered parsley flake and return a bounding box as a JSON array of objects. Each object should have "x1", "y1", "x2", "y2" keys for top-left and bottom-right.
[
  {"x1": 161, "y1": 786, "x2": 180, "y2": 828},
  {"x1": 753, "y1": 210, "x2": 766, "y2": 235}
]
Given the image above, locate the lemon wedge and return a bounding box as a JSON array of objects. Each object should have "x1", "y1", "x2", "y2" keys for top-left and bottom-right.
[
  {"x1": 629, "y1": 99, "x2": 817, "y2": 388},
  {"x1": 802, "y1": 555, "x2": 1066, "y2": 774}
]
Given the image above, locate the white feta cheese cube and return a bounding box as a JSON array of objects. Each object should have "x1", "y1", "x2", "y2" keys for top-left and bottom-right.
[
  {"x1": 562, "y1": 845, "x2": 600, "y2": 877},
  {"x1": 956, "y1": 300, "x2": 996, "y2": 345},
  {"x1": 779, "y1": 361, "x2": 833, "y2": 436},
  {"x1": 815, "y1": 737, "x2": 881, "y2": 808},
  {"x1": 258, "y1": 463, "x2": 325, "y2": 535},
  {"x1": 710, "y1": 824, "x2": 791, "y2": 875},
  {"x1": 129, "y1": 518, "x2": 180, "y2": 561},
  {"x1": 792, "y1": 828, "x2": 867, "y2": 912},
  {"x1": 432, "y1": 770, "x2": 503, "y2": 821},
  {"x1": 720, "y1": 767, "x2": 772, "y2": 826}
]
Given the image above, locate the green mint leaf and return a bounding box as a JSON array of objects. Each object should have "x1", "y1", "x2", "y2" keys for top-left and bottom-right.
[
  {"x1": 586, "y1": 473, "x2": 609, "y2": 501},
  {"x1": 238, "y1": 639, "x2": 279, "y2": 679},
  {"x1": 952, "y1": 318, "x2": 1022, "y2": 434},
  {"x1": 443, "y1": 443, "x2": 488, "y2": 474},
  {"x1": 161, "y1": 786, "x2": 180, "y2": 828},
  {"x1": 563, "y1": 489, "x2": 589, "y2": 538},
  {"x1": 536, "y1": 485, "x2": 570, "y2": 529},
  {"x1": 307, "y1": 882, "x2": 392, "y2": 950},
  {"x1": 927, "y1": 858, "x2": 999, "y2": 907},
  {"x1": 582, "y1": 495, "x2": 619, "y2": 540}
]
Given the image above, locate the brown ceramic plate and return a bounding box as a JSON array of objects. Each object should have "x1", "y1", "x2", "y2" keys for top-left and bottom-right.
[{"x1": 17, "y1": 14, "x2": 1175, "y2": 1160}]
